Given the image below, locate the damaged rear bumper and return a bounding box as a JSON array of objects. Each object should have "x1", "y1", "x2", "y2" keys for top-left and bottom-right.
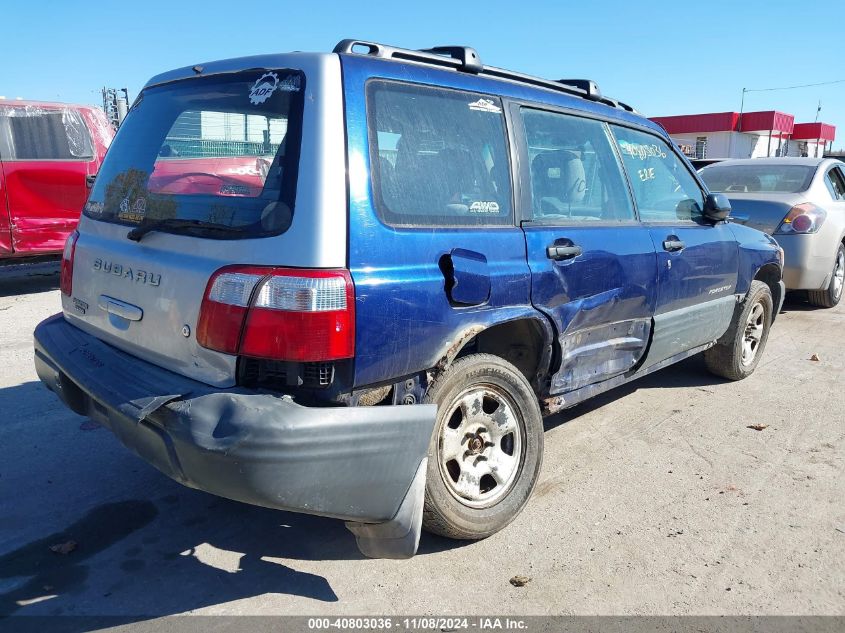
[{"x1": 33, "y1": 314, "x2": 436, "y2": 559}]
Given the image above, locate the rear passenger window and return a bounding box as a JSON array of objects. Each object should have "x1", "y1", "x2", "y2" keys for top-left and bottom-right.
[
  {"x1": 612, "y1": 126, "x2": 704, "y2": 223},
  {"x1": 825, "y1": 167, "x2": 845, "y2": 200},
  {"x1": 367, "y1": 81, "x2": 512, "y2": 226},
  {"x1": 520, "y1": 109, "x2": 634, "y2": 223},
  {"x1": 1, "y1": 108, "x2": 93, "y2": 160}
]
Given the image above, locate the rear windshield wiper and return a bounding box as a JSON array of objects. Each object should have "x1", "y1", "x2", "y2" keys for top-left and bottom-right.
[{"x1": 127, "y1": 218, "x2": 250, "y2": 242}]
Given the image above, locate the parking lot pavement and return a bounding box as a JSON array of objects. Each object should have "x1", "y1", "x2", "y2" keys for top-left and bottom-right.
[{"x1": 0, "y1": 269, "x2": 843, "y2": 620}]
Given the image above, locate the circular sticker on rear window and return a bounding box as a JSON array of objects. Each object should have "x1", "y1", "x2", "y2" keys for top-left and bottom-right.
[{"x1": 249, "y1": 72, "x2": 279, "y2": 105}]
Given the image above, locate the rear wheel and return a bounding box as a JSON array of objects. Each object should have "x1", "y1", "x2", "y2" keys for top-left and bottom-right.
[
  {"x1": 704, "y1": 280, "x2": 773, "y2": 381},
  {"x1": 808, "y1": 243, "x2": 845, "y2": 308},
  {"x1": 422, "y1": 353, "x2": 543, "y2": 540}
]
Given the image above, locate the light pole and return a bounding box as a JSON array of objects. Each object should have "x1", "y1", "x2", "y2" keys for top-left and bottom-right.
[{"x1": 729, "y1": 87, "x2": 748, "y2": 157}]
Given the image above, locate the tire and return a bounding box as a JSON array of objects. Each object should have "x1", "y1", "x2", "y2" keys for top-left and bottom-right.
[
  {"x1": 704, "y1": 280, "x2": 773, "y2": 381},
  {"x1": 421, "y1": 353, "x2": 544, "y2": 540},
  {"x1": 807, "y1": 243, "x2": 845, "y2": 309}
]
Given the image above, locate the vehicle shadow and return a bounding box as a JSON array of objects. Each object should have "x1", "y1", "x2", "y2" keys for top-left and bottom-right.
[
  {"x1": 0, "y1": 265, "x2": 60, "y2": 298},
  {"x1": 0, "y1": 498, "x2": 345, "y2": 620},
  {"x1": 544, "y1": 354, "x2": 724, "y2": 432},
  {"x1": 779, "y1": 290, "x2": 830, "y2": 313},
  {"x1": 0, "y1": 380, "x2": 466, "y2": 624}
]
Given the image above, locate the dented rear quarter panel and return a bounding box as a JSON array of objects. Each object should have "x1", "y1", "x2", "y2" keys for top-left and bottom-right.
[{"x1": 342, "y1": 57, "x2": 552, "y2": 388}]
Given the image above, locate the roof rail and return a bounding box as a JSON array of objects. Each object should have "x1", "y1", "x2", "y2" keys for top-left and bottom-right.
[{"x1": 332, "y1": 39, "x2": 636, "y2": 113}]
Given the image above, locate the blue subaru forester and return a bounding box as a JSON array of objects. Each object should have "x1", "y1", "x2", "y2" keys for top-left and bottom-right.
[{"x1": 33, "y1": 39, "x2": 785, "y2": 558}]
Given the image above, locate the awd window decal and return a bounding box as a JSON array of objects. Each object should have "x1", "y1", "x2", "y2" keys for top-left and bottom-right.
[{"x1": 468, "y1": 98, "x2": 502, "y2": 114}]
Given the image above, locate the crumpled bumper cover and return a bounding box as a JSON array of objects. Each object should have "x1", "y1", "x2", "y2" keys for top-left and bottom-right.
[{"x1": 33, "y1": 314, "x2": 436, "y2": 558}]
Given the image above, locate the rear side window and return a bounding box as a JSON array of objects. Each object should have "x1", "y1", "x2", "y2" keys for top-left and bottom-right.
[
  {"x1": 824, "y1": 167, "x2": 845, "y2": 200},
  {"x1": 367, "y1": 81, "x2": 513, "y2": 227},
  {"x1": 84, "y1": 69, "x2": 304, "y2": 238},
  {"x1": 0, "y1": 107, "x2": 93, "y2": 160},
  {"x1": 612, "y1": 126, "x2": 704, "y2": 223},
  {"x1": 519, "y1": 108, "x2": 634, "y2": 223}
]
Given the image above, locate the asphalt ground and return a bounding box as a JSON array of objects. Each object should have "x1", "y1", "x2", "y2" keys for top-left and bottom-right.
[{"x1": 0, "y1": 266, "x2": 842, "y2": 624}]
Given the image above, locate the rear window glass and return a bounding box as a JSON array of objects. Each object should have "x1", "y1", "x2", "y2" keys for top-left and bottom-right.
[
  {"x1": 367, "y1": 81, "x2": 513, "y2": 227},
  {"x1": 84, "y1": 70, "x2": 304, "y2": 238},
  {"x1": 0, "y1": 108, "x2": 93, "y2": 160},
  {"x1": 700, "y1": 164, "x2": 815, "y2": 194}
]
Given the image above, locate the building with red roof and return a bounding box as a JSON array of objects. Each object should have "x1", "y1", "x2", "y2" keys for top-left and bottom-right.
[{"x1": 650, "y1": 110, "x2": 835, "y2": 160}]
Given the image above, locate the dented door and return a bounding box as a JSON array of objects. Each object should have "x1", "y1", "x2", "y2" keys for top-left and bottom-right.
[
  {"x1": 0, "y1": 104, "x2": 98, "y2": 255},
  {"x1": 515, "y1": 107, "x2": 658, "y2": 395},
  {"x1": 523, "y1": 225, "x2": 657, "y2": 394}
]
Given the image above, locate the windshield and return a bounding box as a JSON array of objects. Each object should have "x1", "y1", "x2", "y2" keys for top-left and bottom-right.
[
  {"x1": 84, "y1": 69, "x2": 304, "y2": 237},
  {"x1": 700, "y1": 164, "x2": 814, "y2": 194}
]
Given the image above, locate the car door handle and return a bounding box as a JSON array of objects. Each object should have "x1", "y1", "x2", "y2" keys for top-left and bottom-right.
[
  {"x1": 663, "y1": 239, "x2": 685, "y2": 252},
  {"x1": 546, "y1": 244, "x2": 583, "y2": 261}
]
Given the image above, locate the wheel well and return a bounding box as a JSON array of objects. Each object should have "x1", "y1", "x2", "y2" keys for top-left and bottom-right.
[
  {"x1": 754, "y1": 263, "x2": 782, "y2": 319},
  {"x1": 453, "y1": 319, "x2": 551, "y2": 392}
]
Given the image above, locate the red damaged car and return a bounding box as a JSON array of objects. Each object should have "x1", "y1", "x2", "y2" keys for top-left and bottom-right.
[{"x1": 0, "y1": 99, "x2": 113, "y2": 259}]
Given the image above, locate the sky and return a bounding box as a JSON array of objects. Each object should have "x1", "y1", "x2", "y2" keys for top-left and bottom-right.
[{"x1": 2, "y1": 0, "x2": 843, "y2": 150}]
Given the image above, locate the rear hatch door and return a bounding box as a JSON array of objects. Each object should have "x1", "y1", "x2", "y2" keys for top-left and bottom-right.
[{"x1": 63, "y1": 58, "x2": 346, "y2": 387}]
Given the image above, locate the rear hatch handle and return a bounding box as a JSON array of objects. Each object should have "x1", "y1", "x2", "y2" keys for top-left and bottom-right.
[{"x1": 98, "y1": 295, "x2": 143, "y2": 322}]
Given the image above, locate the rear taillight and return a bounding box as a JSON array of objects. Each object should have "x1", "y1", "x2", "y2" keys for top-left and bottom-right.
[
  {"x1": 197, "y1": 269, "x2": 263, "y2": 354},
  {"x1": 775, "y1": 203, "x2": 827, "y2": 235},
  {"x1": 60, "y1": 231, "x2": 79, "y2": 296},
  {"x1": 197, "y1": 266, "x2": 355, "y2": 362}
]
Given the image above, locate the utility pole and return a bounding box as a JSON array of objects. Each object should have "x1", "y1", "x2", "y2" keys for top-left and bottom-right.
[{"x1": 729, "y1": 87, "x2": 747, "y2": 158}]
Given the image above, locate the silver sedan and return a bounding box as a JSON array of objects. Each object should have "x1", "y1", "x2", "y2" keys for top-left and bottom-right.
[{"x1": 700, "y1": 157, "x2": 845, "y2": 308}]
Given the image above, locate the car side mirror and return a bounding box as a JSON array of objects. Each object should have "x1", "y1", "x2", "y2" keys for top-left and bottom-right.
[{"x1": 703, "y1": 193, "x2": 731, "y2": 222}]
